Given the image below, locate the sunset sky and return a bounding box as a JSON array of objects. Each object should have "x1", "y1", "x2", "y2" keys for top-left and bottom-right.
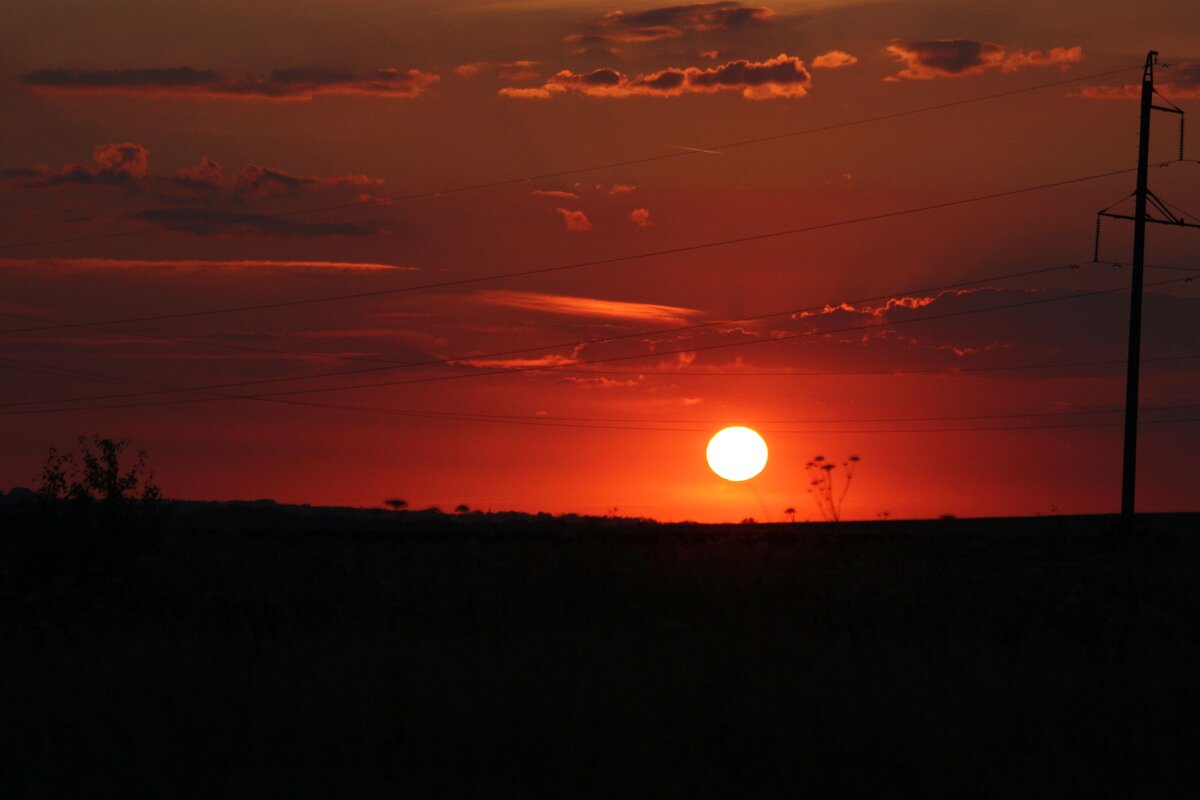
[{"x1": 1, "y1": 0, "x2": 1198, "y2": 522}]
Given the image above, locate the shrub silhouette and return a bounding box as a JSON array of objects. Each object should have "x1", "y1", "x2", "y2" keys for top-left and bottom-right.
[
  {"x1": 39, "y1": 436, "x2": 161, "y2": 505},
  {"x1": 805, "y1": 455, "x2": 861, "y2": 522},
  {"x1": 11, "y1": 437, "x2": 165, "y2": 621}
]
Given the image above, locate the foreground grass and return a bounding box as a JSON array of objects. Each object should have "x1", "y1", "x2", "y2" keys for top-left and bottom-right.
[{"x1": 3, "y1": 511, "x2": 1199, "y2": 797}]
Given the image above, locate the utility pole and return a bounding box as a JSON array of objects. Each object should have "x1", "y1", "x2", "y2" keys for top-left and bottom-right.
[
  {"x1": 1097, "y1": 51, "x2": 1195, "y2": 521},
  {"x1": 1120, "y1": 52, "x2": 1155, "y2": 520}
]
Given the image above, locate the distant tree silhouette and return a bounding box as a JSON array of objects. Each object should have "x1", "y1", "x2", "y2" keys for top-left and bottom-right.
[
  {"x1": 805, "y1": 455, "x2": 861, "y2": 522},
  {"x1": 27, "y1": 436, "x2": 165, "y2": 588},
  {"x1": 455, "y1": 504, "x2": 470, "y2": 515},
  {"x1": 384, "y1": 498, "x2": 407, "y2": 531},
  {"x1": 39, "y1": 436, "x2": 160, "y2": 505},
  {"x1": 784, "y1": 507, "x2": 797, "y2": 523}
]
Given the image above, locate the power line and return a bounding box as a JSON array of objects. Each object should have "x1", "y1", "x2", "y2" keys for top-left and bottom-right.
[
  {"x1": 8, "y1": 365, "x2": 1195, "y2": 436},
  {"x1": 0, "y1": 64, "x2": 1140, "y2": 252},
  {"x1": 6, "y1": 350, "x2": 1198, "y2": 410},
  {"x1": 553, "y1": 353, "x2": 1200, "y2": 377},
  {"x1": 2, "y1": 258, "x2": 1186, "y2": 385},
  {"x1": 0, "y1": 261, "x2": 1089, "y2": 406},
  {"x1": 3, "y1": 275, "x2": 1191, "y2": 417},
  {"x1": 239, "y1": 403, "x2": 1200, "y2": 426},
  {"x1": 6, "y1": 350, "x2": 1197, "y2": 422},
  {"x1": 0, "y1": 166, "x2": 1152, "y2": 336},
  {"x1": 238, "y1": 276, "x2": 1195, "y2": 397}
]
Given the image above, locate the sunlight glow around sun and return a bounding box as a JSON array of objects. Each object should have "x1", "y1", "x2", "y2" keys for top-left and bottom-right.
[{"x1": 706, "y1": 426, "x2": 768, "y2": 482}]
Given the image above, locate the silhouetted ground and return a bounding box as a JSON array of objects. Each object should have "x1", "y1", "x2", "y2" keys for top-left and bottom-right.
[{"x1": 2, "y1": 500, "x2": 1198, "y2": 797}]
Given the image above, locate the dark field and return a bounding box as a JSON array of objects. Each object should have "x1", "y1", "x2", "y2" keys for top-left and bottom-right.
[{"x1": 3, "y1": 505, "x2": 1199, "y2": 797}]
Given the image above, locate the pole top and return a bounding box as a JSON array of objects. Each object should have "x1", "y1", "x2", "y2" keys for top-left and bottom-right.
[{"x1": 1144, "y1": 51, "x2": 1158, "y2": 83}]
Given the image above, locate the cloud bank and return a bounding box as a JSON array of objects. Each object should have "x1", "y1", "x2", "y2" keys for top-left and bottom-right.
[
  {"x1": 1, "y1": 143, "x2": 382, "y2": 200},
  {"x1": 501, "y1": 54, "x2": 811, "y2": 100}
]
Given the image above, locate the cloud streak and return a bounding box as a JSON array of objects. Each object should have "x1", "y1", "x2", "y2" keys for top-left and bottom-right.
[
  {"x1": 20, "y1": 66, "x2": 439, "y2": 100},
  {"x1": 476, "y1": 290, "x2": 704, "y2": 325},
  {"x1": 0, "y1": 258, "x2": 414, "y2": 272}
]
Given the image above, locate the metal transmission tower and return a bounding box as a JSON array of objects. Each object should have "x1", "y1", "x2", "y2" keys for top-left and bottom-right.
[{"x1": 1095, "y1": 51, "x2": 1197, "y2": 520}]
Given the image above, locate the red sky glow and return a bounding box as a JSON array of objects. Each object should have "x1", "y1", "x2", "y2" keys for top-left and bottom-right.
[{"x1": 1, "y1": 0, "x2": 1198, "y2": 521}]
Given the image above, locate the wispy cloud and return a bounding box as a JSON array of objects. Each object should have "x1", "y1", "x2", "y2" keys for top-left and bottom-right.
[
  {"x1": 1001, "y1": 46, "x2": 1084, "y2": 72},
  {"x1": 1080, "y1": 62, "x2": 1200, "y2": 100},
  {"x1": 20, "y1": 66, "x2": 439, "y2": 100},
  {"x1": 452, "y1": 354, "x2": 581, "y2": 369},
  {"x1": 476, "y1": 289, "x2": 703, "y2": 325},
  {"x1": 555, "y1": 208, "x2": 593, "y2": 231},
  {"x1": 453, "y1": 61, "x2": 539, "y2": 81}
]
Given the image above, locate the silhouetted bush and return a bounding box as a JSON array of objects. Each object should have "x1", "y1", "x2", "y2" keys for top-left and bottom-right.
[{"x1": 4, "y1": 437, "x2": 166, "y2": 623}]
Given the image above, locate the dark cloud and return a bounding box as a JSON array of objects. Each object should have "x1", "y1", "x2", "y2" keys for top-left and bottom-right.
[
  {"x1": 0, "y1": 142, "x2": 149, "y2": 189},
  {"x1": 1, "y1": 144, "x2": 387, "y2": 238},
  {"x1": 581, "y1": 68, "x2": 624, "y2": 86},
  {"x1": 885, "y1": 40, "x2": 1006, "y2": 79},
  {"x1": 230, "y1": 165, "x2": 378, "y2": 198},
  {"x1": 1, "y1": 143, "x2": 381, "y2": 199},
  {"x1": 567, "y1": 1, "x2": 775, "y2": 45},
  {"x1": 20, "y1": 65, "x2": 438, "y2": 100},
  {"x1": 500, "y1": 54, "x2": 810, "y2": 100},
  {"x1": 132, "y1": 208, "x2": 379, "y2": 238},
  {"x1": 886, "y1": 41, "x2": 1083, "y2": 80},
  {"x1": 639, "y1": 70, "x2": 687, "y2": 90}
]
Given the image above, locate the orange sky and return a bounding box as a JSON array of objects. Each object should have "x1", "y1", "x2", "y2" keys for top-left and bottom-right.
[{"x1": 1, "y1": 1, "x2": 1198, "y2": 521}]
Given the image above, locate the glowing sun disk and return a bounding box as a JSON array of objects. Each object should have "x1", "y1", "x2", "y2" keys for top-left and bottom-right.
[{"x1": 706, "y1": 426, "x2": 768, "y2": 481}]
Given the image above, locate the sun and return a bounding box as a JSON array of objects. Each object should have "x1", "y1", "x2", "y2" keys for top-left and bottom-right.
[{"x1": 706, "y1": 426, "x2": 768, "y2": 482}]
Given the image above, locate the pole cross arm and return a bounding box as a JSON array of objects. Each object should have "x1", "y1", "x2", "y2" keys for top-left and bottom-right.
[
  {"x1": 1151, "y1": 105, "x2": 1184, "y2": 114},
  {"x1": 1099, "y1": 211, "x2": 1200, "y2": 229}
]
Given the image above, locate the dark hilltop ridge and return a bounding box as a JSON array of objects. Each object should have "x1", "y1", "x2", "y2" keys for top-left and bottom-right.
[
  {"x1": 3, "y1": 490, "x2": 1199, "y2": 796},
  {"x1": 4, "y1": 485, "x2": 1196, "y2": 535}
]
